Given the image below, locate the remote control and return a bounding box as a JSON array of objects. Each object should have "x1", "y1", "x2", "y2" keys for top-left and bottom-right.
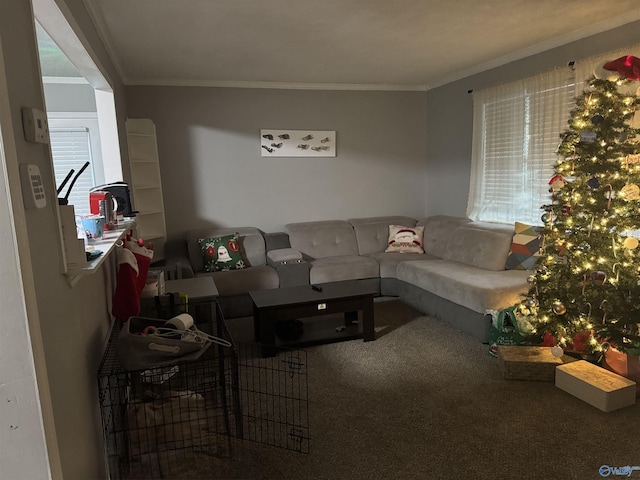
[{"x1": 311, "y1": 284, "x2": 323, "y2": 292}]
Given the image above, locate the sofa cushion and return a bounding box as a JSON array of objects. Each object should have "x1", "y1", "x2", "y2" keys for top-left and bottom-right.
[
  {"x1": 385, "y1": 225, "x2": 425, "y2": 254},
  {"x1": 198, "y1": 233, "x2": 246, "y2": 272},
  {"x1": 266, "y1": 248, "x2": 303, "y2": 264},
  {"x1": 187, "y1": 227, "x2": 267, "y2": 273},
  {"x1": 505, "y1": 222, "x2": 543, "y2": 270},
  {"x1": 285, "y1": 220, "x2": 358, "y2": 259},
  {"x1": 417, "y1": 215, "x2": 472, "y2": 258},
  {"x1": 308, "y1": 255, "x2": 379, "y2": 284},
  {"x1": 442, "y1": 225, "x2": 513, "y2": 271},
  {"x1": 365, "y1": 251, "x2": 438, "y2": 278},
  {"x1": 349, "y1": 216, "x2": 418, "y2": 255},
  {"x1": 397, "y1": 259, "x2": 530, "y2": 313}
]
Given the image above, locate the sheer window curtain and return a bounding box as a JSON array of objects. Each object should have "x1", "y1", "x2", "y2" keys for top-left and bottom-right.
[{"x1": 467, "y1": 68, "x2": 574, "y2": 225}]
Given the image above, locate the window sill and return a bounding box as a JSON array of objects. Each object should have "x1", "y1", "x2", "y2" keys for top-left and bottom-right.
[{"x1": 65, "y1": 219, "x2": 136, "y2": 287}]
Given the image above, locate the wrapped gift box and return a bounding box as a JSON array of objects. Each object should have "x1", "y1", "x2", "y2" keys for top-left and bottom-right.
[
  {"x1": 497, "y1": 345, "x2": 567, "y2": 381},
  {"x1": 556, "y1": 360, "x2": 636, "y2": 412}
]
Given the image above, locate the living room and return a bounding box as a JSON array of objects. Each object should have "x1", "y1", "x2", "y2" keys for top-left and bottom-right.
[{"x1": 3, "y1": 1, "x2": 640, "y2": 479}]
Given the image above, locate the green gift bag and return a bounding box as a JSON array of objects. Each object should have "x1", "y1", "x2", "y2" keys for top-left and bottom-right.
[{"x1": 487, "y1": 305, "x2": 530, "y2": 357}]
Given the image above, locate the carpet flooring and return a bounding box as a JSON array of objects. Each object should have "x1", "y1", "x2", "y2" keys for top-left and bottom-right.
[{"x1": 144, "y1": 298, "x2": 640, "y2": 480}]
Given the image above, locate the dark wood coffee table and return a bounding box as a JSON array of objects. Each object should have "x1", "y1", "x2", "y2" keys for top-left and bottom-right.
[{"x1": 249, "y1": 280, "x2": 377, "y2": 356}]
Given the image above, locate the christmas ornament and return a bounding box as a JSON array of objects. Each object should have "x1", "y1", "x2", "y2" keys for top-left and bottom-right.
[
  {"x1": 587, "y1": 177, "x2": 600, "y2": 189},
  {"x1": 552, "y1": 301, "x2": 567, "y2": 315},
  {"x1": 620, "y1": 183, "x2": 640, "y2": 200},
  {"x1": 624, "y1": 237, "x2": 639, "y2": 249},
  {"x1": 591, "y1": 114, "x2": 605, "y2": 125},
  {"x1": 541, "y1": 211, "x2": 556, "y2": 224},
  {"x1": 590, "y1": 271, "x2": 607, "y2": 286},
  {"x1": 579, "y1": 302, "x2": 592, "y2": 317},
  {"x1": 536, "y1": 266, "x2": 548, "y2": 276},
  {"x1": 551, "y1": 345, "x2": 564, "y2": 358},
  {"x1": 526, "y1": 296, "x2": 539, "y2": 308},
  {"x1": 627, "y1": 153, "x2": 640, "y2": 164},
  {"x1": 580, "y1": 131, "x2": 597, "y2": 143},
  {"x1": 527, "y1": 275, "x2": 536, "y2": 285},
  {"x1": 548, "y1": 174, "x2": 565, "y2": 192},
  {"x1": 603, "y1": 55, "x2": 640, "y2": 80},
  {"x1": 577, "y1": 242, "x2": 591, "y2": 252},
  {"x1": 561, "y1": 204, "x2": 572, "y2": 215}
]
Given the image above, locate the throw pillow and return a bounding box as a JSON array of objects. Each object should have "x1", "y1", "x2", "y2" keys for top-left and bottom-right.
[
  {"x1": 505, "y1": 222, "x2": 543, "y2": 270},
  {"x1": 385, "y1": 225, "x2": 425, "y2": 254},
  {"x1": 198, "y1": 233, "x2": 246, "y2": 272}
]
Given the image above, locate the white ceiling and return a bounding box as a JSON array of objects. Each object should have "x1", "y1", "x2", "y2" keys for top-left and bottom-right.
[{"x1": 81, "y1": 0, "x2": 640, "y2": 91}]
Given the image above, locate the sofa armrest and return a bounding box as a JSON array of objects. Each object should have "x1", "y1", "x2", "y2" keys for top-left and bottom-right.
[
  {"x1": 266, "y1": 248, "x2": 309, "y2": 286},
  {"x1": 264, "y1": 231, "x2": 291, "y2": 251},
  {"x1": 267, "y1": 248, "x2": 303, "y2": 266},
  {"x1": 163, "y1": 238, "x2": 195, "y2": 279}
]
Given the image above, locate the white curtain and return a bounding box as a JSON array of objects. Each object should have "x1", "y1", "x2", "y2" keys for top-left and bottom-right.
[
  {"x1": 574, "y1": 43, "x2": 640, "y2": 89},
  {"x1": 467, "y1": 67, "x2": 575, "y2": 225}
]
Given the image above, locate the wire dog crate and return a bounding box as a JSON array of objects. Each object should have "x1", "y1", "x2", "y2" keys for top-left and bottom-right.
[
  {"x1": 98, "y1": 298, "x2": 309, "y2": 479},
  {"x1": 235, "y1": 342, "x2": 310, "y2": 453}
]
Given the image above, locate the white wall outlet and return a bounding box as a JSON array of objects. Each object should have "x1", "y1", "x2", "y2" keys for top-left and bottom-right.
[{"x1": 21, "y1": 107, "x2": 50, "y2": 144}]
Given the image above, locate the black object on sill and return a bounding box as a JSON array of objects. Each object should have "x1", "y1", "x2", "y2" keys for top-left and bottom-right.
[{"x1": 86, "y1": 250, "x2": 103, "y2": 261}]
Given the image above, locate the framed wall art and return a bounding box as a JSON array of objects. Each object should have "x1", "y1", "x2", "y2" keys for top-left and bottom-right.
[{"x1": 260, "y1": 129, "x2": 336, "y2": 157}]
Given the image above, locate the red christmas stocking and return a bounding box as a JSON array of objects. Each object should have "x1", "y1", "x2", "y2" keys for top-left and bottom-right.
[
  {"x1": 125, "y1": 239, "x2": 154, "y2": 296},
  {"x1": 112, "y1": 246, "x2": 141, "y2": 321}
]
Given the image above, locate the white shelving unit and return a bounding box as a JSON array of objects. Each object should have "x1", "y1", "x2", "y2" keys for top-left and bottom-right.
[{"x1": 126, "y1": 118, "x2": 167, "y2": 260}]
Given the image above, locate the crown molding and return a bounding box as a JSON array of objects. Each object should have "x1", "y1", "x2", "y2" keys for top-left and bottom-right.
[
  {"x1": 428, "y1": 11, "x2": 640, "y2": 89},
  {"x1": 124, "y1": 78, "x2": 428, "y2": 92}
]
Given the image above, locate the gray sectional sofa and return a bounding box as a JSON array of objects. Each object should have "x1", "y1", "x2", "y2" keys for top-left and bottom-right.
[
  {"x1": 164, "y1": 226, "x2": 280, "y2": 318},
  {"x1": 163, "y1": 215, "x2": 531, "y2": 342}
]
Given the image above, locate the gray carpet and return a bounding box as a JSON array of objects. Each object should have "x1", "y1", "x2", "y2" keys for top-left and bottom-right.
[{"x1": 155, "y1": 298, "x2": 640, "y2": 480}]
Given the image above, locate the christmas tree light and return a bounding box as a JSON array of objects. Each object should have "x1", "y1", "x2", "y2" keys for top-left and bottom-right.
[{"x1": 521, "y1": 57, "x2": 640, "y2": 358}]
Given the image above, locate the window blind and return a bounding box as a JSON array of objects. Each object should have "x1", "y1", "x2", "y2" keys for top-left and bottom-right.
[
  {"x1": 50, "y1": 127, "x2": 95, "y2": 216},
  {"x1": 467, "y1": 68, "x2": 574, "y2": 225}
]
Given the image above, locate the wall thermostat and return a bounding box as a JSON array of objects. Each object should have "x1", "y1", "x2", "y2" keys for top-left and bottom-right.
[{"x1": 21, "y1": 107, "x2": 50, "y2": 144}]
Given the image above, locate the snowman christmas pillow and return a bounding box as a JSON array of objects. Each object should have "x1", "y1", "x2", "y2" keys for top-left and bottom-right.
[
  {"x1": 385, "y1": 225, "x2": 425, "y2": 254},
  {"x1": 198, "y1": 233, "x2": 246, "y2": 272}
]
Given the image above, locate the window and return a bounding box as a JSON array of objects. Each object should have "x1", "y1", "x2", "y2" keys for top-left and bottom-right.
[
  {"x1": 467, "y1": 68, "x2": 575, "y2": 225},
  {"x1": 34, "y1": 14, "x2": 122, "y2": 217},
  {"x1": 49, "y1": 126, "x2": 96, "y2": 215}
]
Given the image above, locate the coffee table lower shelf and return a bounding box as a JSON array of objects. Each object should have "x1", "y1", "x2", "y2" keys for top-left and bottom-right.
[
  {"x1": 272, "y1": 314, "x2": 365, "y2": 350},
  {"x1": 250, "y1": 281, "x2": 376, "y2": 357}
]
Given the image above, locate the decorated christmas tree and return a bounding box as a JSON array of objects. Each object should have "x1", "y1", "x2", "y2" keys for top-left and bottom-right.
[{"x1": 520, "y1": 55, "x2": 640, "y2": 359}]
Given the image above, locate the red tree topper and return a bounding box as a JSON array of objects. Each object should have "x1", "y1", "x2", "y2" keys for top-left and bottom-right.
[{"x1": 603, "y1": 55, "x2": 640, "y2": 80}]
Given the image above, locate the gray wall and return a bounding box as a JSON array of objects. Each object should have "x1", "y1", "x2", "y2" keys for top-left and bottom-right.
[
  {"x1": 0, "y1": 0, "x2": 129, "y2": 478},
  {"x1": 125, "y1": 87, "x2": 428, "y2": 236},
  {"x1": 425, "y1": 19, "x2": 640, "y2": 218}
]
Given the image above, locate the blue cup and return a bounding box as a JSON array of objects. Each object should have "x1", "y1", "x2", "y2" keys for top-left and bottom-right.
[{"x1": 81, "y1": 215, "x2": 105, "y2": 240}]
